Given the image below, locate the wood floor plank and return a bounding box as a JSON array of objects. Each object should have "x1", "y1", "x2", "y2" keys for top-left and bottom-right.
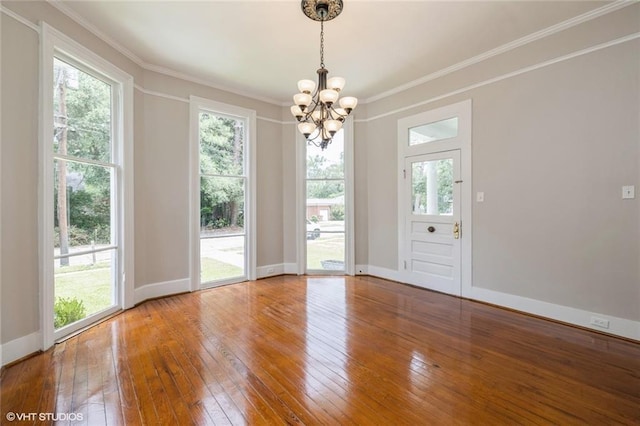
[{"x1": 2, "y1": 275, "x2": 639, "y2": 425}]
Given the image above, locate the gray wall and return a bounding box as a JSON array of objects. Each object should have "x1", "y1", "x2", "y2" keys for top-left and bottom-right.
[
  {"x1": 363, "y1": 5, "x2": 639, "y2": 322},
  {"x1": 1, "y1": 1, "x2": 638, "y2": 363}
]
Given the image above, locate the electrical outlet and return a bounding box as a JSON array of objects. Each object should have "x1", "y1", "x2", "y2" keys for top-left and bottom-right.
[
  {"x1": 622, "y1": 185, "x2": 635, "y2": 199},
  {"x1": 267, "y1": 268, "x2": 274, "y2": 274},
  {"x1": 590, "y1": 316, "x2": 610, "y2": 329}
]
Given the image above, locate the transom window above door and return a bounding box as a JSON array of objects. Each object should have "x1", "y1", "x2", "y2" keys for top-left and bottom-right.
[{"x1": 409, "y1": 117, "x2": 458, "y2": 146}]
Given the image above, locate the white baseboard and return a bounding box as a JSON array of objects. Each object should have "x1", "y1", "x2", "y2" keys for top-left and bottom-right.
[
  {"x1": 364, "y1": 264, "x2": 639, "y2": 341},
  {"x1": 355, "y1": 264, "x2": 368, "y2": 275},
  {"x1": 283, "y1": 263, "x2": 299, "y2": 275},
  {"x1": 1, "y1": 332, "x2": 41, "y2": 367},
  {"x1": 133, "y1": 278, "x2": 190, "y2": 305},
  {"x1": 366, "y1": 265, "x2": 403, "y2": 283},
  {"x1": 256, "y1": 263, "x2": 285, "y2": 279},
  {"x1": 470, "y1": 286, "x2": 640, "y2": 341}
]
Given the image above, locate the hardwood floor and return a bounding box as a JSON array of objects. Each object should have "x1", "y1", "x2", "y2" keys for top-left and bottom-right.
[{"x1": 2, "y1": 275, "x2": 639, "y2": 425}]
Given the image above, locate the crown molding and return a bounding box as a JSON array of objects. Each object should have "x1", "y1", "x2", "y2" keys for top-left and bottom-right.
[
  {"x1": 46, "y1": 0, "x2": 145, "y2": 67},
  {"x1": 46, "y1": 0, "x2": 283, "y2": 107},
  {"x1": 25, "y1": 1, "x2": 639, "y2": 109},
  {"x1": 363, "y1": 0, "x2": 636, "y2": 104},
  {"x1": 365, "y1": 32, "x2": 640, "y2": 122},
  {"x1": 0, "y1": 5, "x2": 40, "y2": 32},
  {"x1": 142, "y1": 62, "x2": 283, "y2": 106}
]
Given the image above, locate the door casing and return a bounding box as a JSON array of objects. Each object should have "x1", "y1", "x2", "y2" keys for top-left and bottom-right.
[{"x1": 397, "y1": 100, "x2": 472, "y2": 297}]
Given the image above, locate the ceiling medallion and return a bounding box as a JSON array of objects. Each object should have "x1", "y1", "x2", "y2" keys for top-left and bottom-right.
[{"x1": 301, "y1": 0, "x2": 344, "y2": 22}]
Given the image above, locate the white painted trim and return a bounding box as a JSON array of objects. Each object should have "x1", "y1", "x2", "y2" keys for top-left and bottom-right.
[
  {"x1": 397, "y1": 100, "x2": 472, "y2": 297},
  {"x1": 188, "y1": 96, "x2": 257, "y2": 290},
  {"x1": 46, "y1": 0, "x2": 144, "y2": 67},
  {"x1": 7, "y1": 1, "x2": 636, "y2": 109},
  {"x1": 360, "y1": 267, "x2": 639, "y2": 341},
  {"x1": 284, "y1": 263, "x2": 298, "y2": 275},
  {"x1": 295, "y1": 129, "x2": 305, "y2": 276},
  {"x1": 0, "y1": 5, "x2": 41, "y2": 33},
  {"x1": 134, "y1": 84, "x2": 189, "y2": 103},
  {"x1": 39, "y1": 22, "x2": 135, "y2": 349},
  {"x1": 344, "y1": 116, "x2": 355, "y2": 276},
  {"x1": 355, "y1": 264, "x2": 368, "y2": 275},
  {"x1": 469, "y1": 287, "x2": 640, "y2": 341},
  {"x1": 134, "y1": 278, "x2": 190, "y2": 305},
  {"x1": 135, "y1": 85, "x2": 282, "y2": 125},
  {"x1": 366, "y1": 265, "x2": 403, "y2": 284},
  {"x1": 367, "y1": 33, "x2": 640, "y2": 122},
  {"x1": 1, "y1": 332, "x2": 42, "y2": 367},
  {"x1": 364, "y1": 1, "x2": 633, "y2": 104},
  {"x1": 256, "y1": 264, "x2": 285, "y2": 279}
]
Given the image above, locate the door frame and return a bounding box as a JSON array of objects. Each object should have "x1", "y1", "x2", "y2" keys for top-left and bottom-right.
[
  {"x1": 397, "y1": 99, "x2": 472, "y2": 297},
  {"x1": 189, "y1": 96, "x2": 257, "y2": 290}
]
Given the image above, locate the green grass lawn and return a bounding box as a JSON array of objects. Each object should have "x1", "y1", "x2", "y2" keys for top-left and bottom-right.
[
  {"x1": 55, "y1": 262, "x2": 112, "y2": 318},
  {"x1": 201, "y1": 257, "x2": 244, "y2": 283},
  {"x1": 307, "y1": 234, "x2": 345, "y2": 270}
]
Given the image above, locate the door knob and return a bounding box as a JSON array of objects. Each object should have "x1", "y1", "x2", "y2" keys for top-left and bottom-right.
[
  {"x1": 453, "y1": 222, "x2": 460, "y2": 239},
  {"x1": 427, "y1": 226, "x2": 435, "y2": 233}
]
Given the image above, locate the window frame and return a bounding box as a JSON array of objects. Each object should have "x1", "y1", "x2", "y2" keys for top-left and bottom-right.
[
  {"x1": 296, "y1": 116, "x2": 355, "y2": 276},
  {"x1": 39, "y1": 23, "x2": 134, "y2": 349},
  {"x1": 189, "y1": 96, "x2": 257, "y2": 290}
]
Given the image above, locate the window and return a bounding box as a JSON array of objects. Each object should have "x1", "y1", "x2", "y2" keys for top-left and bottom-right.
[
  {"x1": 41, "y1": 23, "x2": 133, "y2": 347},
  {"x1": 409, "y1": 117, "x2": 458, "y2": 146},
  {"x1": 299, "y1": 118, "x2": 354, "y2": 275},
  {"x1": 190, "y1": 97, "x2": 256, "y2": 288}
]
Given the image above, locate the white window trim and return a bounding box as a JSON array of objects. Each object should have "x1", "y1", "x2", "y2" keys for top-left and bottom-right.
[
  {"x1": 296, "y1": 116, "x2": 355, "y2": 276},
  {"x1": 397, "y1": 99, "x2": 472, "y2": 296},
  {"x1": 188, "y1": 96, "x2": 257, "y2": 290},
  {"x1": 39, "y1": 22, "x2": 134, "y2": 350}
]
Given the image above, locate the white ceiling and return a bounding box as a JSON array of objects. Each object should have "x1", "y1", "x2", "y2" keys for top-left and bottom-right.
[{"x1": 53, "y1": 1, "x2": 611, "y2": 105}]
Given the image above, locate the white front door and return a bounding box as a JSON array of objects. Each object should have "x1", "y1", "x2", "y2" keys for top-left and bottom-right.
[{"x1": 404, "y1": 150, "x2": 461, "y2": 295}]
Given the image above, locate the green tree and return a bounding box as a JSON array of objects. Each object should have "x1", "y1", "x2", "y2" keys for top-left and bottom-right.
[
  {"x1": 199, "y1": 113, "x2": 244, "y2": 229},
  {"x1": 53, "y1": 59, "x2": 112, "y2": 253},
  {"x1": 306, "y1": 152, "x2": 344, "y2": 199}
]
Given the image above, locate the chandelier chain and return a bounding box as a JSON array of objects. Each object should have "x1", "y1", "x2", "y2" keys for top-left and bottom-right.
[{"x1": 320, "y1": 19, "x2": 325, "y2": 68}]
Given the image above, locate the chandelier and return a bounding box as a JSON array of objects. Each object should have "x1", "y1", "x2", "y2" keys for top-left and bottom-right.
[{"x1": 291, "y1": 0, "x2": 358, "y2": 150}]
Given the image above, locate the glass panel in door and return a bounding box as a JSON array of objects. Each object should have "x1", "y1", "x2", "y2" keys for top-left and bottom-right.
[{"x1": 411, "y1": 158, "x2": 453, "y2": 215}]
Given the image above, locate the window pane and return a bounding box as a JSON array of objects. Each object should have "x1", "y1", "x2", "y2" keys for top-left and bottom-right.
[
  {"x1": 306, "y1": 129, "x2": 344, "y2": 179},
  {"x1": 54, "y1": 249, "x2": 115, "y2": 329},
  {"x1": 409, "y1": 117, "x2": 458, "y2": 146},
  {"x1": 307, "y1": 233, "x2": 345, "y2": 271},
  {"x1": 200, "y1": 237, "x2": 244, "y2": 283},
  {"x1": 411, "y1": 159, "x2": 453, "y2": 215},
  {"x1": 53, "y1": 58, "x2": 112, "y2": 163},
  {"x1": 54, "y1": 160, "x2": 112, "y2": 254},
  {"x1": 199, "y1": 112, "x2": 244, "y2": 176},
  {"x1": 200, "y1": 176, "x2": 244, "y2": 234},
  {"x1": 307, "y1": 183, "x2": 345, "y2": 226}
]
